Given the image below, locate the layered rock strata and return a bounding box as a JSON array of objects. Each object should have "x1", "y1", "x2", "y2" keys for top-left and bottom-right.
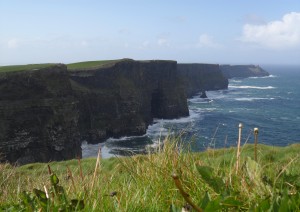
[{"x1": 0, "y1": 65, "x2": 81, "y2": 165}]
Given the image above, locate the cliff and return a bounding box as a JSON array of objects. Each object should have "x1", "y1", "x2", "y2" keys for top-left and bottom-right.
[
  {"x1": 0, "y1": 59, "x2": 242, "y2": 165},
  {"x1": 177, "y1": 63, "x2": 229, "y2": 97},
  {"x1": 220, "y1": 65, "x2": 269, "y2": 79},
  {"x1": 0, "y1": 65, "x2": 81, "y2": 165},
  {"x1": 68, "y1": 59, "x2": 189, "y2": 143}
]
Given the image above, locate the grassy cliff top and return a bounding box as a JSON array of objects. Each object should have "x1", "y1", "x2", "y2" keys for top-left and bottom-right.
[
  {"x1": 0, "y1": 64, "x2": 57, "y2": 73},
  {"x1": 67, "y1": 60, "x2": 122, "y2": 70}
]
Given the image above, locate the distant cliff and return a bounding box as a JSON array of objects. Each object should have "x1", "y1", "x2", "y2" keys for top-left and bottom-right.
[
  {"x1": 178, "y1": 63, "x2": 229, "y2": 97},
  {"x1": 220, "y1": 65, "x2": 269, "y2": 79},
  {"x1": 68, "y1": 59, "x2": 189, "y2": 143},
  {"x1": 0, "y1": 65, "x2": 81, "y2": 165}
]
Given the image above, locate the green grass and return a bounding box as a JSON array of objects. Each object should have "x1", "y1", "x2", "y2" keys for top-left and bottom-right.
[
  {"x1": 67, "y1": 60, "x2": 120, "y2": 70},
  {"x1": 0, "y1": 59, "x2": 123, "y2": 73},
  {"x1": 1, "y1": 138, "x2": 299, "y2": 211},
  {"x1": 0, "y1": 64, "x2": 56, "y2": 73}
]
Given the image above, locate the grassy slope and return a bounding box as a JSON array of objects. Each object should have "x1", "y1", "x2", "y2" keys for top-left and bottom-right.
[
  {"x1": 1, "y1": 141, "x2": 300, "y2": 211},
  {"x1": 0, "y1": 64, "x2": 56, "y2": 73},
  {"x1": 0, "y1": 59, "x2": 120, "y2": 73},
  {"x1": 67, "y1": 60, "x2": 120, "y2": 70}
]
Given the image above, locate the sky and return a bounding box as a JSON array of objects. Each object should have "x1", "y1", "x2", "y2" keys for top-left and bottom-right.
[{"x1": 1, "y1": 0, "x2": 300, "y2": 66}]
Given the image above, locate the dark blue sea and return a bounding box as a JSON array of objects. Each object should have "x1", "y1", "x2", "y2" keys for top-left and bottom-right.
[{"x1": 82, "y1": 65, "x2": 300, "y2": 158}]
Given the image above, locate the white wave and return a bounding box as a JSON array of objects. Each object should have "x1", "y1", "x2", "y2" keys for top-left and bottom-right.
[
  {"x1": 199, "y1": 108, "x2": 217, "y2": 112},
  {"x1": 235, "y1": 97, "x2": 275, "y2": 101},
  {"x1": 146, "y1": 122, "x2": 170, "y2": 138},
  {"x1": 106, "y1": 135, "x2": 147, "y2": 142},
  {"x1": 230, "y1": 79, "x2": 242, "y2": 83},
  {"x1": 206, "y1": 90, "x2": 227, "y2": 99},
  {"x1": 188, "y1": 98, "x2": 213, "y2": 104},
  {"x1": 82, "y1": 110, "x2": 203, "y2": 158},
  {"x1": 153, "y1": 110, "x2": 200, "y2": 125},
  {"x1": 229, "y1": 85, "x2": 276, "y2": 89},
  {"x1": 146, "y1": 109, "x2": 202, "y2": 141},
  {"x1": 81, "y1": 141, "x2": 114, "y2": 159},
  {"x1": 249, "y1": 75, "x2": 277, "y2": 79}
]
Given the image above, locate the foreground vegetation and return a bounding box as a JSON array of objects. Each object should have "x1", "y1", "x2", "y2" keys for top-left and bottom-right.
[{"x1": 1, "y1": 137, "x2": 299, "y2": 211}]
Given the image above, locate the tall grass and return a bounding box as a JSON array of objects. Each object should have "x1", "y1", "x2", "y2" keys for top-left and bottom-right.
[{"x1": 1, "y1": 135, "x2": 300, "y2": 211}]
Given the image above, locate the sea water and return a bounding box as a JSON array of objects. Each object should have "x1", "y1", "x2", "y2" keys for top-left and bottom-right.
[{"x1": 82, "y1": 65, "x2": 300, "y2": 158}]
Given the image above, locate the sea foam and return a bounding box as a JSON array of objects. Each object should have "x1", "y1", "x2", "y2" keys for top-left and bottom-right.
[{"x1": 229, "y1": 85, "x2": 276, "y2": 89}]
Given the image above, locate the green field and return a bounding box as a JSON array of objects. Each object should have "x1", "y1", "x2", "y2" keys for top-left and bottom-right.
[
  {"x1": 0, "y1": 59, "x2": 122, "y2": 73},
  {"x1": 1, "y1": 138, "x2": 299, "y2": 211},
  {"x1": 67, "y1": 60, "x2": 120, "y2": 70},
  {"x1": 0, "y1": 64, "x2": 56, "y2": 73}
]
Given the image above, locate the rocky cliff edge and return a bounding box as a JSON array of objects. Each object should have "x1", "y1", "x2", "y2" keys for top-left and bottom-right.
[
  {"x1": 220, "y1": 65, "x2": 269, "y2": 79},
  {"x1": 0, "y1": 64, "x2": 81, "y2": 165}
]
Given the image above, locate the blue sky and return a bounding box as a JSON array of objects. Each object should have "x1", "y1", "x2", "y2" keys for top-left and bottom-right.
[{"x1": 1, "y1": 0, "x2": 300, "y2": 65}]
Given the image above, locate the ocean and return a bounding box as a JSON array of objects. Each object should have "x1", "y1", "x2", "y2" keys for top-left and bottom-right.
[{"x1": 82, "y1": 65, "x2": 300, "y2": 158}]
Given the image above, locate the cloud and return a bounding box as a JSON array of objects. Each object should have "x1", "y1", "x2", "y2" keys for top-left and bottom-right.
[
  {"x1": 7, "y1": 39, "x2": 19, "y2": 48},
  {"x1": 157, "y1": 38, "x2": 169, "y2": 47},
  {"x1": 197, "y1": 34, "x2": 221, "y2": 48},
  {"x1": 80, "y1": 40, "x2": 89, "y2": 47},
  {"x1": 137, "y1": 40, "x2": 150, "y2": 49},
  {"x1": 240, "y1": 12, "x2": 300, "y2": 49},
  {"x1": 142, "y1": 40, "x2": 149, "y2": 48}
]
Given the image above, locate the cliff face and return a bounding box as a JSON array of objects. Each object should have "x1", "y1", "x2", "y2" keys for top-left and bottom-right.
[
  {"x1": 0, "y1": 65, "x2": 81, "y2": 165},
  {"x1": 178, "y1": 63, "x2": 229, "y2": 97},
  {"x1": 220, "y1": 65, "x2": 269, "y2": 79},
  {"x1": 69, "y1": 59, "x2": 189, "y2": 143},
  {"x1": 1, "y1": 60, "x2": 254, "y2": 165}
]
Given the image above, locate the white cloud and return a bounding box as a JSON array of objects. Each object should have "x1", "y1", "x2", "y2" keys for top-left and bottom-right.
[
  {"x1": 197, "y1": 34, "x2": 221, "y2": 48},
  {"x1": 157, "y1": 38, "x2": 169, "y2": 47},
  {"x1": 80, "y1": 40, "x2": 89, "y2": 47},
  {"x1": 7, "y1": 39, "x2": 19, "y2": 48},
  {"x1": 142, "y1": 40, "x2": 149, "y2": 48},
  {"x1": 240, "y1": 12, "x2": 300, "y2": 49}
]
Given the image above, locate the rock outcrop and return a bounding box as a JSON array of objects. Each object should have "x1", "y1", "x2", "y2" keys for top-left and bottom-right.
[
  {"x1": 0, "y1": 65, "x2": 81, "y2": 165},
  {"x1": 68, "y1": 59, "x2": 189, "y2": 143},
  {"x1": 178, "y1": 63, "x2": 229, "y2": 97},
  {"x1": 220, "y1": 65, "x2": 269, "y2": 79}
]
